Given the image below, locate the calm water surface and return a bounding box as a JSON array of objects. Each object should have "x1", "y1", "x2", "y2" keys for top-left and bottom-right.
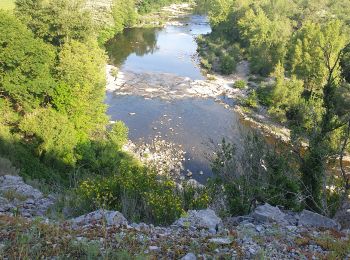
[
  {"x1": 105, "y1": 15, "x2": 244, "y2": 181},
  {"x1": 106, "y1": 15, "x2": 211, "y2": 79}
]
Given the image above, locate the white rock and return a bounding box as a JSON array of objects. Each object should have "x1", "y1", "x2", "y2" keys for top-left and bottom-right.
[
  {"x1": 71, "y1": 210, "x2": 127, "y2": 228},
  {"x1": 0, "y1": 175, "x2": 43, "y2": 199},
  {"x1": 252, "y1": 203, "x2": 288, "y2": 225},
  {"x1": 181, "y1": 253, "x2": 197, "y2": 260},
  {"x1": 174, "y1": 209, "x2": 222, "y2": 232},
  {"x1": 149, "y1": 246, "x2": 160, "y2": 251},
  {"x1": 299, "y1": 210, "x2": 340, "y2": 230},
  {"x1": 208, "y1": 237, "x2": 232, "y2": 245}
]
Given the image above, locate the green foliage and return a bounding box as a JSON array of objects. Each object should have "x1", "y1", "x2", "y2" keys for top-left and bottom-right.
[
  {"x1": 243, "y1": 90, "x2": 259, "y2": 109},
  {"x1": 0, "y1": 0, "x2": 15, "y2": 10},
  {"x1": 210, "y1": 134, "x2": 302, "y2": 216},
  {"x1": 233, "y1": 80, "x2": 246, "y2": 89},
  {"x1": 53, "y1": 39, "x2": 107, "y2": 141},
  {"x1": 15, "y1": 0, "x2": 94, "y2": 46},
  {"x1": 76, "y1": 162, "x2": 183, "y2": 225},
  {"x1": 0, "y1": 11, "x2": 55, "y2": 112},
  {"x1": 220, "y1": 54, "x2": 236, "y2": 75},
  {"x1": 268, "y1": 63, "x2": 304, "y2": 122},
  {"x1": 1, "y1": 1, "x2": 108, "y2": 185},
  {"x1": 340, "y1": 44, "x2": 350, "y2": 83},
  {"x1": 109, "y1": 121, "x2": 129, "y2": 149},
  {"x1": 238, "y1": 7, "x2": 291, "y2": 75},
  {"x1": 182, "y1": 182, "x2": 210, "y2": 211},
  {"x1": 137, "y1": 0, "x2": 184, "y2": 14},
  {"x1": 197, "y1": 35, "x2": 240, "y2": 74},
  {"x1": 112, "y1": 0, "x2": 137, "y2": 33},
  {"x1": 19, "y1": 108, "x2": 78, "y2": 167}
]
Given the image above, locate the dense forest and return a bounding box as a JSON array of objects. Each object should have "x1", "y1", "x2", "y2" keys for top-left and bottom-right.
[{"x1": 1, "y1": 0, "x2": 350, "y2": 229}]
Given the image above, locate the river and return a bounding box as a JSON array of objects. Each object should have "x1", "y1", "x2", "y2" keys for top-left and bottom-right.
[{"x1": 105, "y1": 14, "x2": 245, "y2": 182}]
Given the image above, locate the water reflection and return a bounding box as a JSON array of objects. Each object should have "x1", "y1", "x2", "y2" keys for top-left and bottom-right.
[
  {"x1": 106, "y1": 27, "x2": 159, "y2": 66},
  {"x1": 105, "y1": 15, "x2": 211, "y2": 79}
]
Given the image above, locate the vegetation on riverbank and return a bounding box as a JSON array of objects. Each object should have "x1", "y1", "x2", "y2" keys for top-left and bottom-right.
[
  {"x1": 198, "y1": 0, "x2": 350, "y2": 217},
  {"x1": 0, "y1": 0, "x2": 206, "y2": 226},
  {"x1": 1, "y1": 4, "x2": 350, "y2": 260}
]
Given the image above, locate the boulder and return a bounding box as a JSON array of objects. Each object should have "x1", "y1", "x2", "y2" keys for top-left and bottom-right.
[
  {"x1": 298, "y1": 210, "x2": 340, "y2": 230},
  {"x1": 71, "y1": 210, "x2": 128, "y2": 228},
  {"x1": 181, "y1": 253, "x2": 197, "y2": 260},
  {"x1": 173, "y1": 209, "x2": 222, "y2": 233},
  {"x1": 252, "y1": 203, "x2": 288, "y2": 225}
]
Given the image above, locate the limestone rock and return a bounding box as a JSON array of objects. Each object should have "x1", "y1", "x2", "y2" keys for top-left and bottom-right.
[
  {"x1": 181, "y1": 253, "x2": 197, "y2": 260},
  {"x1": 208, "y1": 237, "x2": 232, "y2": 245},
  {"x1": 299, "y1": 210, "x2": 340, "y2": 230},
  {"x1": 252, "y1": 203, "x2": 288, "y2": 225},
  {"x1": 0, "y1": 175, "x2": 43, "y2": 199},
  {"x1": 71, "y1": 210, "x2": 128, "y2": 229},
  {"x1": 0, "y1": 175, "x2": 54, "y2": 217},
  {"x1": 174, "y1": 209, "x2": 222, "y2": 232}
]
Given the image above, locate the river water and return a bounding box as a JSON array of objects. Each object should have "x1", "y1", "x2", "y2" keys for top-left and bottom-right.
[{"x1": 105, "y1": 15, "x2": 243, "y2": 181}]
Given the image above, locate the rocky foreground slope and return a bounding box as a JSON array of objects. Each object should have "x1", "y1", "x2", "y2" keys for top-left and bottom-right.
[{"x1": 0, "y1": 175, "x2": 349, "y2": 259}]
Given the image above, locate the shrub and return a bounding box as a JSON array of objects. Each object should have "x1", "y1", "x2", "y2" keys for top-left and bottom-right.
[
  {"x1": 256, "y1": 83, "x2": 273, "y2": 107},
  {"x1": 200, "y1": 58, "x2": 212, "y2": 70},
  {"x1": 233, "y1": 80, "x2": 246, "y2": 89},
  {"x1": 76, "y1": 161, "x2": 184, "y2": 225},
  {"x1": 210, "y1": 133, "x2": 302, "y2": 216},
  {"x1": 182, "y1": 182, "x2": 210, "y2": 211},
  {"x1": 220, "y1": 54, "x2": 236, "y2": 75},
  {"x1": 243, "y1": 90, "x2": 259, "y2": 108}
]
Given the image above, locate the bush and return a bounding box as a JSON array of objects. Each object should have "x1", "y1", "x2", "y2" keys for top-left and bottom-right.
[
  {"x1": 200, "y1": 58, "x2": 212, "y2": 70},
  {"x1": 256, "y1": 83, "x2": 273, "y2": 106},
  {"x1": 233, "y1": 80, "x2": 246, "y2": 89},
  {"x1": 182, "y1": 182, "x2": 210, "y2": 211},
  {"x1": 76, "y1": 161, "x2": 184, "y2": 225},
  {"x1": 220, "y1": 54, "x2": 236, "y2": 75},
  {"x1": 243, "y1": 90, "x2": 259, "y2": 108},
  {"x1": 210, "y1": 133, "x2": 302, "y2": 216}
]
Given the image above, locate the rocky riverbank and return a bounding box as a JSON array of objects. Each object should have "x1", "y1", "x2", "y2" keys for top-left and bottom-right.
[{"x1": 0, "y1": 178, "x2": 349, "y2": 260}]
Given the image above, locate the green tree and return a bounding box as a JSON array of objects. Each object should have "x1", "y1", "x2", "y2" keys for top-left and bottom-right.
[
  {"x1": 238, "y1": 7, "x2": 292, "y2": 75},
  {"x1": 290, "y1": 21, "x2": 349, "y2": 212},
  {"x1": 112, "y1": 0, "x2": 137, "y2": 33},
  {"x1": 15, "y1": 0, "x2": 94, "y2": 46},
  {"x1": 53, "y1": 40, "x2": 107, "y2": 141},
  {"x1": 19, "y1": 108, "x2": 78, "y2": 167},
  {"x1": 0, "y1": 11, "x2": 55, "y2": 112},
  {"x1": 268, "y1": 62, "x2": 304, "y2": 122}
]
